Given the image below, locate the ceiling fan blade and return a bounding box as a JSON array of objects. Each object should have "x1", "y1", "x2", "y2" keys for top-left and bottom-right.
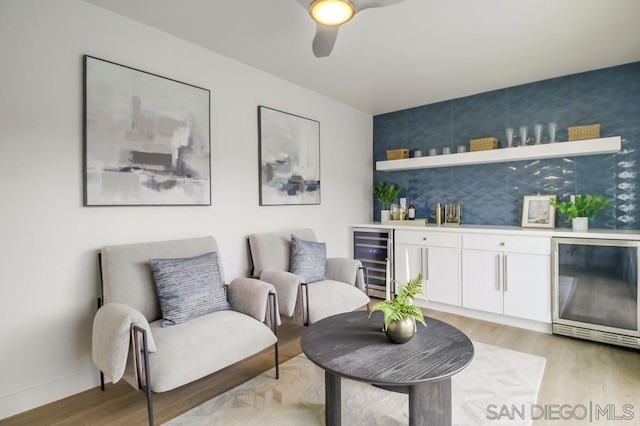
[
  {"x1": 295, "y1": 0, "x2": 310, "y2": 9},
  {"x1": 353, "y1": 0, "x2": 407, "y2": 12},
  {"x1": 312, "y1": 23, "x2": 340, "y2": 57}
]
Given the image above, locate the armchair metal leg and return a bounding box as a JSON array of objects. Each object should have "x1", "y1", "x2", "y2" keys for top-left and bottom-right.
[
  {"x1": 269, "y1": 292, "x2": 280, "y2": 380},
  {"x1": 301, "y1": 282, "x2": 310, "y2": 327},
  {"x1": 97, "y1": 296, "x2": 106, "y2": 391},
  {"x1": 133, "y1": 325, "x2": 154, "y2": 426}
]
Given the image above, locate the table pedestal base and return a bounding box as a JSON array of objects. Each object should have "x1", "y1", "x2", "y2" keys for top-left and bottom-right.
[
  {"x1": 325, "y1": 372, "x2": 452, "y2": 426},
  {"x1": 325, "y1": 371, "x2": 341, "y2": 425},
  {"x1": 409, "y1": 378, "x2": 452, "y2": 426}
]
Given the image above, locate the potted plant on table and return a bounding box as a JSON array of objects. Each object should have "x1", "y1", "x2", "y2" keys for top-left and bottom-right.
[
  {"x1": 373, "y1": 180, "x2": 402, "y2": 222},
  {"x1": 550, "y1": 194, "x2": 612, "y2": 231},
  {"x1": 369, "y1": 274, "x2": 426, "y2": 344}
]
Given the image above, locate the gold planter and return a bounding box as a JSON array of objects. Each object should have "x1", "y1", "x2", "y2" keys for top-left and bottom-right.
[{"x1": 385, "y1": 317, "x2": 417, "y2": 344}]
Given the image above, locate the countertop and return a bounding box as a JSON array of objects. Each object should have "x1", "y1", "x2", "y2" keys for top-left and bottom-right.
[{"x1": 350, "y1": 221, "x2": 640, "y2": 240}]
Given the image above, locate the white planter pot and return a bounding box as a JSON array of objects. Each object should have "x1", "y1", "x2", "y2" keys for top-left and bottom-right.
[
  {"x1": 572, "y1": 217, "x2": 589, "y2": 231},
  {"x1": 381, "y1": 210, "x2": 392, "y2": 223}
]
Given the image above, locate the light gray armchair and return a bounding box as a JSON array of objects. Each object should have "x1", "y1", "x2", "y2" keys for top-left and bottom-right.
[
  {"x1": 92, "y1": 236, "x2": 279, "y2": 425},
  {"x1": 249, "y1": 229, "x2": 369, "y2": 325}
]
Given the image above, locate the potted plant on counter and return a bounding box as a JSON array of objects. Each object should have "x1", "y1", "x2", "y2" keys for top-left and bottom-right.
[
  {"x1": 550, "y1": 194, "x2": 612, "y2": 231},
  {"x1": 373, "y1": 180, "x2": 402, "y2": 222},
  {"x1": 369, "y1": 274, "x2": 426, "y2": 343}
]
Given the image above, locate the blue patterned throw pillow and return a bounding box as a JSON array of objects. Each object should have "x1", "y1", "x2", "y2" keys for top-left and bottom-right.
[
  {"x1": 290, "y1": 235, "x2": 326, "y2": 283},
  {"x1": 150, "y1": 251, "x2": 230, "y2": 327}
]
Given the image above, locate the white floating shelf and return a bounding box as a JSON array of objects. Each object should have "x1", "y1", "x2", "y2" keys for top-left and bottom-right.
[{"x1": 376, "y1": 136, "x2": 621, "y2": 172}]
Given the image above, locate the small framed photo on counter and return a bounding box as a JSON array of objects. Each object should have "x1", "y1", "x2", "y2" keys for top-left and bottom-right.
[{"x1": 522, "y1": 195, "x2": 556, "y2": 228}]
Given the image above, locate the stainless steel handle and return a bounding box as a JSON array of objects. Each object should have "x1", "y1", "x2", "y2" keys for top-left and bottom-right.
[
  {"x1": 503, "y1": 254, "x2": 508, "y2": 292},
  {"x1": 422, "y1": 247, "x2": 429, "y2": 280},
  {"x1": 495, "y1": 254, "x2": 501, "y2": 291},
  {"x1": 386, "y1": 236, "x2": 393, "y2": 290},
  {"x1": 386, "y1": 257, "x2": 394, "y2": 297},
  {"x1": 552, "y1": 249, "x2": 558, "y2": 319}
]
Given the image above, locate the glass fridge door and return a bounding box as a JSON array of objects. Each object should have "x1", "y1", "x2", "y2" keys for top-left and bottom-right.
[
  {"x1": 555, "y1": 239, "x2": 639, "y2": 333},
  {"x1": 353, "y1": 230, "x2": 392, "y2": 299}
]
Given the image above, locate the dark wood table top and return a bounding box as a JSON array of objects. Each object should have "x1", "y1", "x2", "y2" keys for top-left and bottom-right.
[{"x1": 301, "y1": 311, "x2": 474, "y2": 387}]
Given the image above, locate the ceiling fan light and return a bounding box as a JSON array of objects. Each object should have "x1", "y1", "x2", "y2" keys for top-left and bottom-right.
[{"x1": 309, "y1": 0, "x2": 355, "y2": 26}]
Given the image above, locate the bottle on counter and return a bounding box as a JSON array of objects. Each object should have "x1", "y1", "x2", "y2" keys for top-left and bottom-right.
[
  {"x1": 399, "y1": 197, "x2": 407, "y2": 220},
  {"x1": 435, "y1": 203, "x2": 442, "y2": 225},
  {"x1": 408, "y1": 199, "x2": 415, "y2": 220}
]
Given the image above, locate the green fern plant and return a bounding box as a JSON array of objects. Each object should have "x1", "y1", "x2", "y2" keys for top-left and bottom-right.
[{"x1": 369, "y1": 274, "x2": 427, "y2": 330}]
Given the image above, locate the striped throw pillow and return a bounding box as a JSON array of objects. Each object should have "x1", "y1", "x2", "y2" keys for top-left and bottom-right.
[{"x1": 150, "y1": 251, "x2": 230, "y2": 327}]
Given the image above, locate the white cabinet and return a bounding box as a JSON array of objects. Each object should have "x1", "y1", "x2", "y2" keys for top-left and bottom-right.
[
  {"x1": 503, "y1": 253, "x2": 550, "y2": 322},
  {"x1": 461, "y1": 249, "x2": 501, "y2": 314},
  {"x1": 351, "y1": 222, "x2": 640, "y2": 332},
  {"x1": 462, "y1": 234, "x2": 551, "y2": 323},
  {"x1": 394, "y1": 230, "x2": 461, "y2": 306}
]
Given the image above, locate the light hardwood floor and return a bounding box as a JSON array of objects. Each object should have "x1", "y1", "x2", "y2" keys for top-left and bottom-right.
[{"x1": 3, "y1": 309, "x2": 639, "y2": 425}]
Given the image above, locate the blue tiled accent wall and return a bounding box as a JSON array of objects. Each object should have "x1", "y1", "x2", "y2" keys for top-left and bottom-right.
[{"x1": 373, "y1": 62, "x2": 640, "y2": 229}]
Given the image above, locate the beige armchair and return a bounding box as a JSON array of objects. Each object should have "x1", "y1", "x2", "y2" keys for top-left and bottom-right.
[
  {"x1": 249, "y1": 229, "x2": 369, "y2": 325},
  {"x1": 92, "y1": 236, "x2": 279, "y2": 425}
]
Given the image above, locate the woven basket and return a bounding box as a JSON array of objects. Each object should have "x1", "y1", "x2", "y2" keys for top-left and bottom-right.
[
  {"x1": 386, "y1": 149, "x2": 409, "y2": 160},
  {"x1": 470, "y1": 137, "x2": 498, "y2": 152},
  {"x1": 568, "y1": 124, "x2": 600, "y2": 141}
]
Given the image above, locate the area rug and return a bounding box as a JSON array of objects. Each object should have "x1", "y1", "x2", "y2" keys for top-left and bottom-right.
[{"x1": 166, "y1": 342, "x2": 546, "y2": 426}]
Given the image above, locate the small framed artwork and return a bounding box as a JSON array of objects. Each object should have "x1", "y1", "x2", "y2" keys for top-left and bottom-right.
[
  {"x1": 258, "y1": 106, "x2": 320, "y2": 206},
  {"x1": 84, "y1": 55, "x2": 211, "y2": 206},
  {"x1": 521, "y1": 195, "x2": 556, "y2": 228}
]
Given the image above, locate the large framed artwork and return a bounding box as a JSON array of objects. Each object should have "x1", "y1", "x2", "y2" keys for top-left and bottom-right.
[
  {"x1": 83, "y1": 55, "x2": 211, "y2": 206},
  {"x1": 258, "y1": 106, "x2": 320, "y2": 206},
  {"x1": 521, "y1": 195, "x2": 556, "y2": 228}
]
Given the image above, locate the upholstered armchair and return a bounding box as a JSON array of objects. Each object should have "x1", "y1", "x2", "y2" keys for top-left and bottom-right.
[
  {"x1": 249, "y1": 229, "x2": 370, "y2": 325},
  {"x1": 92, "y1": 236, "x2": 279, "y2": 425}
]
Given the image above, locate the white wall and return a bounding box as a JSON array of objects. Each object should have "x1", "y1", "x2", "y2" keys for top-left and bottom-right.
[{"x1": 0, "y1": 0, "x2": 372, "y2": 419}]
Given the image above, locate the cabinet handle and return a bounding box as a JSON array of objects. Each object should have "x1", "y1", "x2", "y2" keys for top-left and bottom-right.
[
  {"x1": 387, "y1": 236, "x2": 393, "y2": 277},
  {"x1": 421, "y1": 247, "x2": 429, "y2": 280},
  {"x1": 495, "y1": 254, "x2": 501, "y2": 291},
  {"x1": 503, "y1": 254, "x2": 508, "y2": 292}
]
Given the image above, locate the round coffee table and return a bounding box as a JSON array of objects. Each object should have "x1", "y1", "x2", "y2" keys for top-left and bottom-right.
[{"x1": 300, "y1": 311, "x2": 474, "y2": 426}]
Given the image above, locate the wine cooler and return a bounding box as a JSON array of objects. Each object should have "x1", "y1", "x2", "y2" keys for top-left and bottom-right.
[
  {"x1": 552, "y1": 237, "x2": 640, "y2": 349},
  {"x1": 353, "y1": 228, "x2": 393, "y2": 299}
]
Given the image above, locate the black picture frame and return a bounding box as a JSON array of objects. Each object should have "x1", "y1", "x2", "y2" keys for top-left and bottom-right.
[{"x1": 257, "y1": 106, "x2": 321, "y2": 206}]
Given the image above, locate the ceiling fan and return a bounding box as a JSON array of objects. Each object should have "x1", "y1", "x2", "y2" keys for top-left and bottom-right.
[{"x1": 296, "y1": 0, "x2": 407, "y2": 57}]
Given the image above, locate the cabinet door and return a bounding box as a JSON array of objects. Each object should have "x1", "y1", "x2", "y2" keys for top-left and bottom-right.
[
  {"x1": 503, "y1": 253, "x2": 551, "y2": 323},
  {"x1": 425, "y1": 246, "x2": 461, "y2": 306},
  {"x1": 394, "y1": 243, "x2": 426, "y2": 302},
  {"x1": 462, "y1": 250, "x2": 502, "y2": 314}
]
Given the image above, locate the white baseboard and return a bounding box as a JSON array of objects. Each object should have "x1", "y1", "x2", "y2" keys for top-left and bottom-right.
[
  {"x1": 418, "y1": 300, "x2": 553, "y2": 334},
  {"x1": 0, "y1": 368, "x2": 101, "y2": 420}
]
